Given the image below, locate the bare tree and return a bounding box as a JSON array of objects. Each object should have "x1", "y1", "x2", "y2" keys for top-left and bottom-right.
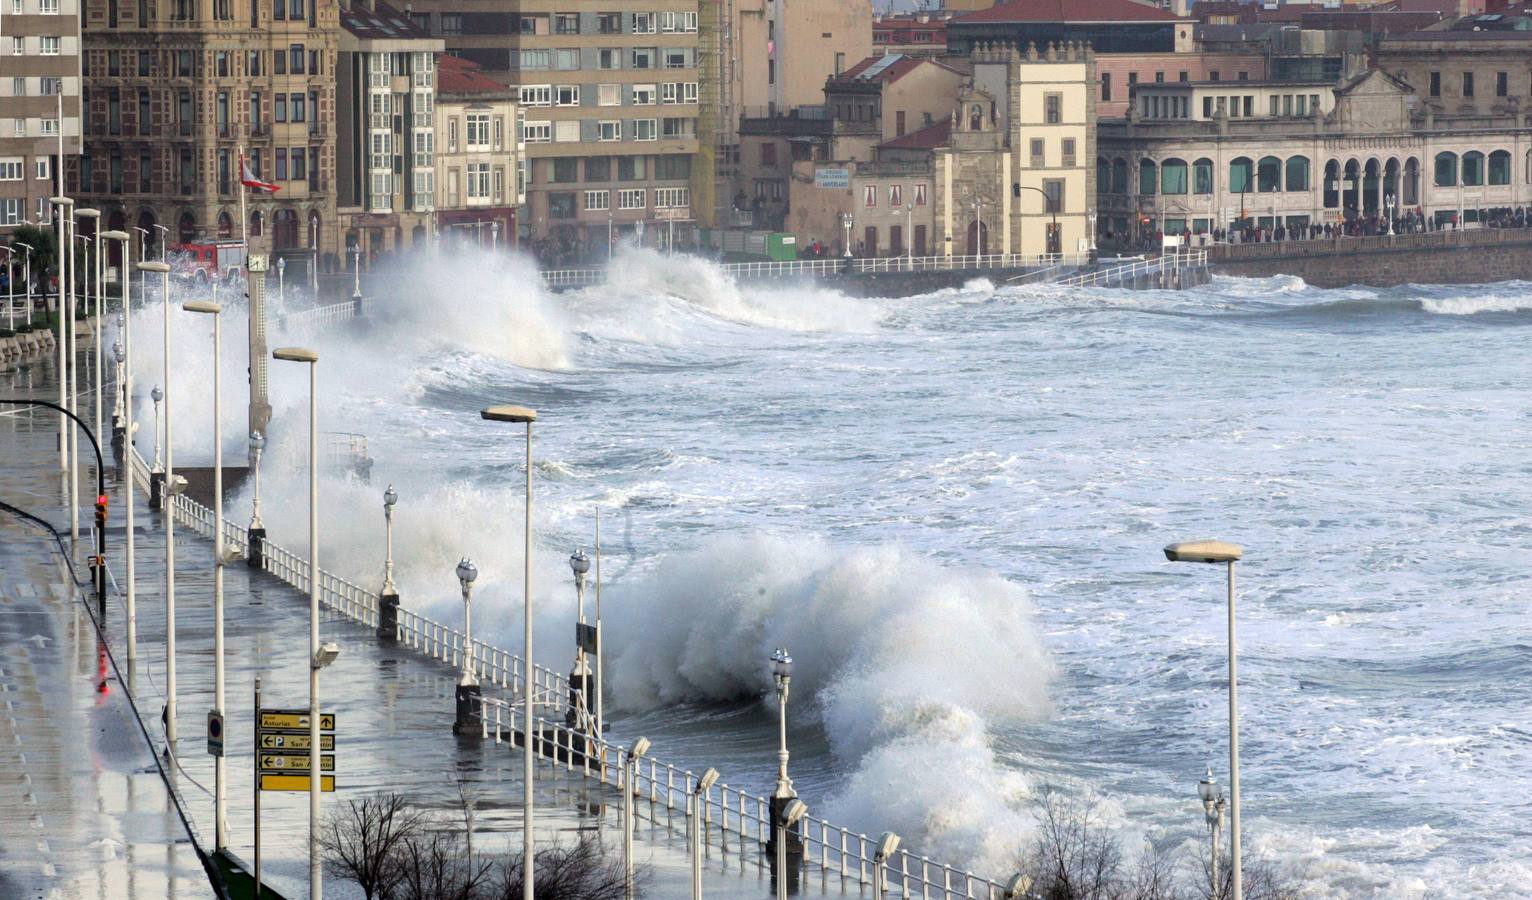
[
  {"x1": 320, "y1": 792, "x2": 430, "y2": 900},
  {"x1": 486, "y1": 838, "x2": 632, "y2": 900},
  {"x1": 392, "y1": 827, "x2": 495, "y2": 900},
  {"x1": 1021, "y1": 785, "x2": 1126, "y2": 900}
]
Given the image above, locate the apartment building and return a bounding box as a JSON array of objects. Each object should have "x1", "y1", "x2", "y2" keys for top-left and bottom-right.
[
  {"x1": 433, "y1": 54, "x2": 521, "y2": 248},
  {"x1": 337, "y1": 0, "x2": 444, "y2": 258},
  {"x1": 401, "y1": 0, "x2": 703, "y2": 259},
  {"x1": 0, "y1": 0, "x2": 82, "y2": 229},
  {"x1": 76, "y1": 0, "x2": 340, "y2": 269}
]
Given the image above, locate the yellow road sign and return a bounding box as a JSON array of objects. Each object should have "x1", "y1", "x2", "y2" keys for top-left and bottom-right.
[
  {"x1": 260, "y1": 753, "x2": 335, "y2": 773},
  {"x1": 259, "y1": 710, "x2": 336, "y2": 731},
  {"x1": 259, "y1": 732, "x2": 335, "y2": 751},
  {"x1": 260, "y1": 774, "x2": 335, "y2": 793}
]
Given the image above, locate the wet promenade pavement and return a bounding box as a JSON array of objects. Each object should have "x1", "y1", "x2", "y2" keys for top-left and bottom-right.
[{"x1": 1, "y1": 354, "x2": 802, "y2": 899}]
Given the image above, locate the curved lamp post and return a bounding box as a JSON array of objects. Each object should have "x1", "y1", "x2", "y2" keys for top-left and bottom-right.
[
  {"x1": 103, "y1": 221, "x2": 135, "y2": 676},
  {"x1": 1165, "y1": 539, "x2": 1244, "y2": 900},
  {"x1": 689, "y1": 766, "x2": 720, "y2": 900},
  {"x1": 454, "y1": 556, "x2": 480, "y2": 734},
  {"x1": 623, "y1": 736, "x2": 651, "y2": 900}
]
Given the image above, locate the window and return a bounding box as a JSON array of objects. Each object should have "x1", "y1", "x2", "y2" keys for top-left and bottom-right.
[
  {"x1": 1461, "y1": 150, "x2": 1484, "y2": 186},
  {"x1": 655, "y1": 187, "x2": 688, "y2": 208},
  {"x1": 1179, "y1": 71, "x2": 1188, "y2": 82},
  {"x1": 631, "y1": 48, "x2": 655, "y2": 70},
  {"x1": 864, "y1": 184, "x2": 877, "y2": 207},
  {"x1": 632, "y1": 84, "x2": 656, "y2": 105},
  {"x1": 598, "y1": 12, "x2": 621, "y2": 33},
  {"x1": 276, "y1": 94, "x2": 287, "y2": 122},
  {"x1": 664, "y1": 49, "x2": 687, "y2": 69},
  {"x1": 618, "y1": 156, "x2": 646, "y2": 180},
  {"x1": 291, "y1": 93, "x2": 305, "y2": 122},
  {"x1": 0, "y1": 159, "x2": 22, "y2": 181},
  {"x1": 276, "y1": 148, "x2": 288, "y2": 180},
  {"x1": 290, "y1": 44, "x2": 305, "y2": 74},
  {"x1": 1285, "y1": 156, "x2": 1309, "y2": 192},
  {"x1": 0, "y1": 199, "x2": 22, "y2": 225},
  {"x1": 598, "y1": 120, "x2": 621, "y2": 141},
  {"x1": 41, "y1": 36, "x2": 61, "y2": 55},
  {"x1": 599, "y1": 48, "x2": 622, "y2": 70},
  {"x1": 1489, "y1": 149, "x2": 1511, "y2": 185},
  {"x1": 291, "y1": 148, "x2": 305, "y2": 181},
  {"x1": 178, "y1": 91, "x2": 193, "y2": 135},
  {"x1": 494, "y1": 116, "x2": 504, "y2": 149},
  {"x1": 586, "y1": 157, "x2": 611, "y2": 180},
  {"x1": 467, "y1": 112, "x2": 490, "y2": 148},
  {"x1": 1257, "y1": 156, "x2": 1281, "y2": 192},
  {"x1": 513, "y1": 49, "x2": 552, "y2": 70},
  {"x1": 1160, "y1": 158, "x2": 1187, "y2": 194},
  {"x1": 555, "y1": 49, "x2": 579, "y2": 70},
  {"x1": 555, "y1": 120, "x2": 580, "y2": 142},
  {"x1": 761, "y1": 143, "x2": 777, "y2": 166},
  {"x1": 550, "y1": 158, "x2": 579, "y2": 183},
  {"x1": 524, "y1": 120, "x2": 551, "y2": 142},
  {"x1": 634, "y1": 118, "x2": 657, "y2": 140},
  {"x1": 275, "y1": 49, "x2": 286, "y2": 75},
  {"x1": 1463, "y1": 72, "x2": 1474, "y2": 98},
  {"x1": 633, "y1": 12, "x2": 655, "y2": 33},
  {"x1": 661, "y1": 117, "x2": 693, "y2": 138},
  {"x1": 1062, "y1": 138, "x2": 1076, "y2": 168},
  {"x1": 520, "y1": 85, "x2": 552, "y2": 106},
  {"x1": 586, "y1": 190, "x2": 610, "y2": 210},
  {"x1": 599, "y1": 83, "x2": 620, "y2": 106},
  {"x1": 1030, "y1": 138, "x2": 1044, "y2": 167},
  {"x1": 1101, "y1": 73, "x2": 1112, "y2": 102},
  {"x1": 467, "y1": 162, "x2": 490, "y2": 198},
  {"x1": 554, "y1": 13, "x2": 579, "y2": 33},
  {"x1": 915, "y1": 183, "x2": 927, "y2": 206},
  {"x1": 1044, "y1": 93, "x2": 1061, "y2": 124},
  {"x1": 40, "y1": 0, "x2": 58, "y2": 11},
  {"x1": 889, "y1": 184, "x2": 903, "y2": 206},
  {"x1": 441, "y1": 13, "x2": 462, "y2": 34},
  {"x1": 1155, "y1": 71, "x2": 1165, "y2": 83},
  {"x1": 1430, "y1": 72, "x2": 1440, "y2": 97},
  {"x1": 655, "y1": 155, "x2": 689, "y2": 179},
  {"x1": 556, "y1": 85, "x2": 580, "y2": 106},
  {"x1": 618, "y1": 188, "x2": 645, "y2": 209},
  {"x1": 1043, "y1": 178, "x2": 1063, "y2": 214},
  {"x1": 1497, "y1": 71, "x2": 1508, "y2": 97},
  {"x1": 1193, "y1": 158, "x2": 1213, "y2": 194}
]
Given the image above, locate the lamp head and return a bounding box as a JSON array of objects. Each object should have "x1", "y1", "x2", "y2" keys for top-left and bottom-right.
[
  {"x1": 74, "y1": 208, "x2": 101, "y2": 220},
  {"x1": 273, "y1": 346, "x2": 319, "y2": 363},
  {"x1": 182, "y1": 300, "x2": 221, "y2": 315},
  {"x1": 771, "y1": 647, "x2": 793, "y2": 681},
  {"x1": 875, "y1": 832, "x2": 901, "y2": 861},
  {"x1": 1004, "y1": 874, "x2": 1035, "y2": 899},
  {"x1": 102, "y1": 230, "x2": 130, "y2": 241},
  {"x1": 1163, "y1": 540, "x2": 1242, "y2": 564},
  {"x1": 697, "y1": 767, "x2": 720, "y2": 792},
  {"x1": 1198, "y1": 766, "x2": 1221, "y2": 804},
  {"x1": 480, "y1": 404, "x2": 537, "y2": 423},
  {"x1": 570, "y1": 548, "x2": 591, "y2": 578},
  {"x1": 151, "y1": 385, "x2": 163, "y2": 403},
  {"x1": 456, "y1": 556, "x2": 478, "y2": 587},
  {"x1": 312, "y1": 642, "x2": 341, "y2": 669},
  {"x1": 383, "y1": 483, "x2": 397, "y2": 509},
  {"x1": 49, "y1": 196, "x2": 75, "y2": 207},
  {"x1": 249, "y1": 430, "x2": 265, "y2": 451},
  {"x1": 781, "y1": 798, "x2": 808, "y2": 827},
  {"x1": 136, "y1": 261, "x2": 171, "y2": 273},
  {"x1": 277, "y1": 257, "x2": 286, "y2": 271},
  {"x1": 112, "y1": 340, "x2": 124, "y2": 363},
  {"x1": 629, "y1": 736, "x2": 651, "y2": 760}
]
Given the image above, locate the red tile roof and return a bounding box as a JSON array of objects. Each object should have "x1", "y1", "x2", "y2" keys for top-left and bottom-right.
[
  {"x1": 829, "y1": 54, "x2": 965, "y2": 86},
  {"x1": 878, "y1": 119, "x2": 952, "y2": 151},
  {"x1": 954, "y1": 0, "x2": 1185, "y2": 24},
  {"x1": 436, "y1": 54, "x2": 509, "y2": 95}
]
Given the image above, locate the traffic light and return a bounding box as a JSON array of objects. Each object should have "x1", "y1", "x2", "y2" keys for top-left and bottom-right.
[{"x1": 94, "y1": 494, "x2": 108, "y2": 529}]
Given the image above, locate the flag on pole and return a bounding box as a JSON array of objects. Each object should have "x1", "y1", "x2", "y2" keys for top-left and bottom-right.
[{"x1": 240, "y1": 155, "x2": 280, "y2": 193}]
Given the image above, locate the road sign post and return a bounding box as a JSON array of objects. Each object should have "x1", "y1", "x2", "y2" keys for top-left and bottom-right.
[
  {"x1": 257, "y1": 707, "x2": 337, "y2": 791},
  {"x1": 254, "y1": 677, "x2": 262, "y2": 900},
  {"x1": 207, "y1": 710, "x2": 224, "y2": 757}
]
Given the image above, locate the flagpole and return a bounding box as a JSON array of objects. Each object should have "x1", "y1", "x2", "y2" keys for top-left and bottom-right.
[{"x1": 239, "y1": 146, "x2": 248, "y2": 254}]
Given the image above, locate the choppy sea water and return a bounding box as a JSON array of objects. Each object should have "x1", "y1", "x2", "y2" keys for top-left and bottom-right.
[{"x1": 135, "y1": 249, "x2": 1532, "y2": 897}]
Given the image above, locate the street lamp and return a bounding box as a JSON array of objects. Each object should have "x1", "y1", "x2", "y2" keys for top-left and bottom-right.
[
  {"x1": 1, "y1": 246, "x2": 15, "y2": 330},
  {"x1": 775, "y1": 798, "x2": 807, "y2": 900},
  {"x1": 454, "y1": 556, "x2": 480, "y2": 734},
  {"x1": 1164, "y1": 538, "x2": 1244, "y2": 900},
  {"x1": 73, "y1": 208, "x2": 102, "y2": 543},
  {"x1": 872, "y1": 831, "x2": 900, "y2": 898},
  {"x1": 569, "y1": 548, "x2": 592, "y2": 731},
  {"x1": 16, "y1": 242, "x2": 33, "y2": 323},
  {"x1": 1198, "y1": 766, "x2": 1227, "y2": 893},
  {"x1": 272, "y1": 344, "x2": 323, "y2": 900},
  {"x1": 140, "y1": 260, "x2": 176, "y2": 743},
  {"x1": 150, "y1": 385, "x2": 164, "y2": 472},
  {"x1": 103, "y1": 231, "x2": 134, "y2": 674},
  {"x1": 248, "y1": 431, "x2": 266, "y2": 565},
  {"x1": 351, "y1": 245, "x2": 362, "y2": 299},
  {"x1": 904, "y1": 203, "x2": 914, "y2": 264},
  {"x1": 276, "y1": 256, "x2": 286, "y2": 306},
  {"x1": 382, "y1": 484, "x2": 398, "y2": 595},
  {"x1": 152, "y1": 223, "x2": 169, "y2": 262},
  {"x1": 184, "y1": 299, "x2": 229, "y2": 850},
  {"x1": 49, "y1": 195, "x2": 72, "y2": 475},
  {"x1": 840, "y1": 211, "x2": 854, "y2": 258},
  {"x1": 1385, "y1": 193, "x2": 1396, "y2": 236},
  {"x1": 689, "y1": 766, "x2": 720, "y2": 900},
  {"x1": 1087, "y1": 209, "x2": 1098, "y2": 254},
  {"x1": 769, "y1": 647, "x2": 799, "y2": 895},
  {"x1": 623, "y1": 736, "x2": 651, "y2": 900},
  {"x1": 478, "y1": 402, "x2": 538, "y2": 900}
]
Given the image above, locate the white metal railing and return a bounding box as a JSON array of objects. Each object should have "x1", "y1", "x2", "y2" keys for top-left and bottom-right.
[
  {"x1": 1057, "y1": 250, "x2": 1208, "y2": 288},
  {"x1": 472, "y1": 699, "x2": 1010, "y2": 900},
  {"x1": 279, "y1": 299, "x2": 360, "y2": 331},
  {"x1": 537, "y1": 252, "x2": 1096, "y2": 289}
]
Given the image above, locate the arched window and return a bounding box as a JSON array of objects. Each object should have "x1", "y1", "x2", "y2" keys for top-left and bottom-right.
[
  {"x1": 1285, "y1": 156, "x2": 1310, "y2": 192},
  {"x1": 273, "y1": 208, "x2": 299, "y2": 249},
  {"x1": 1193, "y1": 158, "x2": 1213, "y2": 194},
  {"x1": 1323, "y1": 160, "x2": 1340, "y2": 209},
  {"x1": 1139, "y1": 159, "x2": 1157, "y2": 196},
  {"x1": 1111, "y1": 158, "x2": 1128, "y2": 194},
  {"x1": 1488, "y1": 149, "x2": 1511, "y2": 185},
  {"x1": 1161, "y1": 158, "x2": 1188, "y2": 195},
  {"x1": 1403, "y1": 158, "x2": 1420, "y2": 205},
  {"x1": 177, "y1": 211, "x2": 196, "y2": 243},
  {"x1": 1462, "y1": 151, "x2": 1484, "y2": 186},
  {"x1": 1097, "y1": 157, "x2": 1112, "y2": 193},
  {"x1": 217, "y1": 211, "x2": 233, "y2": 238},
  {"x1": 1435, "y1": 151, "x2": 1458, "y2": 187},
  {"x1": 250, "y1": 210, "x2": 264, "y2": 236},
  {"x1": 1257, "y1": 155, "x2": 1282, "y2": 192},
  {"x1": 1229, "y1": 157, "x2": 1253, "y2": 194}
]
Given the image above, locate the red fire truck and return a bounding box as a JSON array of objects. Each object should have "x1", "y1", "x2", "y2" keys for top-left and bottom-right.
[{"x1": 169, "y1": 240, "x2": 247, "y2": 284}]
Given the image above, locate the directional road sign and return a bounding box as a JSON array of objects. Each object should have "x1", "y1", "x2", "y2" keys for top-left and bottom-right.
[
  {"x1": 260, "y1": 774, "x2": 335, "y2": 792},
  {"x1": 259, "y1": 710, "x2": 336, "y2": 731},
  {"x1": 259, "y1": 752, "x2": 335, "y2": 773},
  {"x1": 258, "y1": 731, "x2": 334, "y2": 751}
]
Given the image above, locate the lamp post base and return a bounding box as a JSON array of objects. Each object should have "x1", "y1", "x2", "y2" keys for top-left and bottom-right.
[
  {"x1": 247, "y1": 527, "x2": 265, "y2": 568},
  {"x1": 150, "y1": 471, "x2": 164, "y2": 509},
  {"x1": 378, "y1": 591, "x2": 399, "y2": 641},
  {"x1": 453, "y1": 682, "x2": 482, "y2": 735},
  {"x1": 768, "y1": 794, "x2": 804, "y2": 895}
]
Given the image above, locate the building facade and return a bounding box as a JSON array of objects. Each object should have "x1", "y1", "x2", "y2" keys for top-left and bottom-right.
[
  {"x1": 433, "y1": 54, "x2": 522, "y2": 249},
  {"x1": 75, "y1": 0, "x2": 341, "y2": 270},
  {"x1": 336, "y1": 0, "x2": 443, "y2": 259},
  {"x1": 1, "y1": 0, "x2": 82, "y2": 229},
  {"x1": 1096, "y1": 68, "x2": 1532, "y2": 245}
]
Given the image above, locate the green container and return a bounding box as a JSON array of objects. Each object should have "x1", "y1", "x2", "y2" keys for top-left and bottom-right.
[{"x1": 765, "y1": 232, "x2": 799, "y2": 262}]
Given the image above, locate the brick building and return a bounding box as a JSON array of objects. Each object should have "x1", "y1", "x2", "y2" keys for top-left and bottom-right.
[{"x1": 1, "y1": 0, "x2": 81, "y2": 230}]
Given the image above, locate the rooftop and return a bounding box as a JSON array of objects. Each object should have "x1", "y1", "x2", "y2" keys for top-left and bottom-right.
[
  {"x1": 340, "y1": 0, "x2": 433, "y2": 41},
  {"x1": 436, "y1": 54, "x2": 512, "y2": 96},
  {"x1": 953, "y1": 0, "x2": 1187, "y2": 25},
  {"x1": 828, "y1": 53, "x2": 964, "y2": 86},
  {"x1": 878, "y1": 119, "x2": 952, "y2": 151}
]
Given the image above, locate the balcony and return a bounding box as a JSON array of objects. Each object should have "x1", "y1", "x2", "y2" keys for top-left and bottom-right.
[{"x1": 739, "y1": 106, "x2": 832, "y2": 139}]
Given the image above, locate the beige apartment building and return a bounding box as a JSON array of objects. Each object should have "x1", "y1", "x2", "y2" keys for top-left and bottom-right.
[
  {"x1": 433, "y1": 54, "x2": 522, "y2": 249},
  {"x1": 401, "y1": 0, "x2": 703, "y2": 260},
  {"x1": 75, "y1": 0, "x2": 342, "y2": 270},
  {"x1": 1, "y1": 0, "x2": 81, "y2": 229},
  {"x1": 336, "y1": 0, "x2": 443, "y2": 259}
]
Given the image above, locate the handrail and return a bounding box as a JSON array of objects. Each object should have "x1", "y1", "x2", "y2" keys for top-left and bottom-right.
[
  {"x1": 537, "y1": 252, "x2": 1095, "y2": 288},
  {"x1": 1056, "y1": 250, "x2": 1207, "y2": 288}
]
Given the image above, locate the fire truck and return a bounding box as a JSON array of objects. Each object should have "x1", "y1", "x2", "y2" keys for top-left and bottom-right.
[{"x1": 169, "y1": 240, "x2": 247, "y2": 284}]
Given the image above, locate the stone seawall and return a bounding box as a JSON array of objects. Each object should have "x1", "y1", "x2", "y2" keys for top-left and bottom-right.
[{"x1": 1208, "y1": 229, "x2": 1532, "y2": 287}]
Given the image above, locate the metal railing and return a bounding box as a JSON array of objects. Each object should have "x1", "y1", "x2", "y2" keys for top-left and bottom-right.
[
  {"x1": 537, "y1": 252, "x2": 1097, "y2": 289},
  {"x1": 1056, "y1": 250, "x2": 1207, "y2": 288},
  {"x1": 472, "y1": 698, "x2": 1011, "y2": 900},
  {"x1": 279, "y1": 299, "x2": 361, "y2": 331}
]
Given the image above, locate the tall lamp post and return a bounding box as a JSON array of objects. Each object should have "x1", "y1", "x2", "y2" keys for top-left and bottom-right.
[
  {"x1": 689, "y1": 766, "x2": 720, "y2": 900},
  {"x1": 623, "y1": 736, "x2": 651, "y2": 900},
  {"x1": 276, "y1": 256, "x2": 286, "y2": 306},
  {"x1": 49, "y1": 195, "x2": 71, "y2": 475},
  {"x1": 569, "y1": 548, "x2": 591, "y2": 732},
  {"x1": 769, "y1": 647, "x2": 800, "y2": 895},
  {"x1": 1198, "y1": 766, "x2": 1227, "y2": 893},
  {"x1": 1164, "y1": 539, "x2": 1244, "y2": 900},
  {"x1": 350, "y1": 246, "x2": 362, "y2": 299},
  {"x1": 152, "y1": 223, "x2": 169, "y2": 262},
  {"x1": 72, "y1": 208, "x2": 102, "y2": 542},
  {"x1": 103, "y1": 230, "x2": 135, "y2": 673},
  {"x1": 140, "y1": 260, "x2": 177, "y2": 741},
  {"x1": 381, "y1": 484, "x2": 398, "y2": 596},
  {"x1": 775, "y1": 798, "x2": 807, "y2": 900},
  {"x1": 479, "y1": 403, "x2": 538, "y2": 900},
  {"x1": 840, "y1": 212, "x2": 854, "y2": 258},
  {"x1": 248, "y1": 431, "x2": 266, "y2": 566},
  {"x1": 150, "y1": 385, "x2": 164, "y2": 471},
  {"x1": 453, "y1": 557, "x2": 480, "y2": 734},
  {"x1": 1, "y1": 247, "x2": 14, "y2": 329},
  {"x1": 183, "y1": 299, "x2": 228, "y2": 849},
  {"x1": 273, "y1": 345, "x2": 325, "y2": 900}
]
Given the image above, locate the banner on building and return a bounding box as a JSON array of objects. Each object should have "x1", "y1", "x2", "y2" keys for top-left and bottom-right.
[{"x1": 814, "y1": 168, "x2": 851, "y2": 189}]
